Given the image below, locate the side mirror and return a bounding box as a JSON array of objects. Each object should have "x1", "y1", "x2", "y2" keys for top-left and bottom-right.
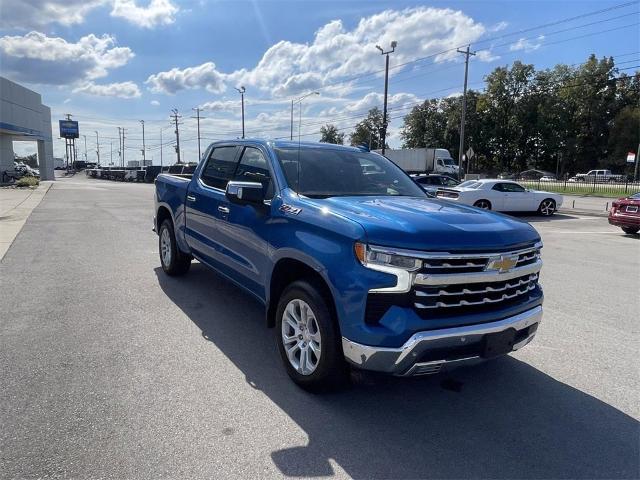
[{"x1": 226, "y1": 180, "x2": 265, "y2": 205}]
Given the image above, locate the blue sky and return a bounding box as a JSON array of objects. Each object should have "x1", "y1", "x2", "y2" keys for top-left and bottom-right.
[{"x1": 2, "y1": 0, "x2": 638, "y2": 163}]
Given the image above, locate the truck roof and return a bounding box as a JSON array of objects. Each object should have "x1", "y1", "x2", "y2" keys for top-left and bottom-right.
[{"x1": 209, "y1": 138, "x2": 365, "y2": 153}]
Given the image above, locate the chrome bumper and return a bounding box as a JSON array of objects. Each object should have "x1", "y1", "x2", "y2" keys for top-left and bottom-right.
[{"x1": 342, "y1": 306, "x2": 542, "y2": 376}]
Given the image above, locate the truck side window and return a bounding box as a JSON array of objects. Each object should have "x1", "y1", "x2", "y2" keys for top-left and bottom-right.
[
  {"x1": 201, "y1": 146, "x2": 238, "y2": 190},
  {"x1": 234, "y1": 147, "x2": 274, "y2": 198}
]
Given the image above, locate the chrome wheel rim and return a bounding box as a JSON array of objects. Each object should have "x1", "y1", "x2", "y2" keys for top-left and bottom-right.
[
  {"x1": 540, "y1": 200, "x2": 555, "y2": 216},
  {"x1": 281, "y1": 299, "x2": 321, "y2": 375},
  {"x1": 160, "y1": 228, "x2": 172, "y2": 266},
  {"x1": 475, "y1": 200, "x2": 490, "y2": 210}
]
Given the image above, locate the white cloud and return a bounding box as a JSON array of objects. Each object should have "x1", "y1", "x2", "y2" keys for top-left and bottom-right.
[
  {"x1": 0, "y1": 0, "x2": 107, "y2": 29},
  {"x1": 148, "y1": 6, "x2": 488, "y2": 96},
  {"x1": 510, "y1": 35, "x2": 545, "y2": 53},
  {"x1": 145, "y1": 62, "x2": 226, "y2": 94},
  {"x1": 199, "y1": 99, "x2": 240, "y2": 113},
  {"x1": 150, "y1": 100, "x2": 160, "y2": 106},
  {"x1": 490, "y1": 21, "x2": 509, "y2": 32},
  {"x1": 63, "y1": 98, "x2": 71, "y2": 104},
  {"x1": 0, "y1": 31, "x2": 134, "y2": 85},
  {"x1": 110, "y1": 0, "x2": 178, "y2": 28},
  {"x1": 0, "y1": 0, "x2": 177, "y2": 29},
  {"x1": 73, "y1": 81, "x2": 141, "y2": 98},
  {"x1": 476, "y1": 49, "x2": 500, "y2": 62}
]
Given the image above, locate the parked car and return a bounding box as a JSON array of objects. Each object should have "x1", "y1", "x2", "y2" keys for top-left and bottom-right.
[
  {"x1": 519, "y1": 169, "x2": 554, "y2": 181},
  {"x1": 498, "y1": 172, "x2": 518, "y2": 180},
  {"x1": 609, "y1": 192, "x2": 640, "y2": 234},
  {"x1": 436, "y1": 179, "x2": 563, "y2": 216},
  {"x1": 411, "y1": 174, "x2": 460, "y2": 195},
  {"x1": 571, "y1": 169, "x2": 625, "y2": 183},
  {"x1": 539, "y1": 175, "x2": 557, "y2": 182},
  {"x1": 155, "y1": 140, "x2": 545, "y2": 390}
]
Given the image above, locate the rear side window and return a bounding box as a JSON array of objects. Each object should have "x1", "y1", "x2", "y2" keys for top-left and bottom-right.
[
  {"x1": 201, "y1": 146, "x2": 238, "y2": 189},
  {"x1": 234, "y1": 147, "x2": 274, "y2": 198}
]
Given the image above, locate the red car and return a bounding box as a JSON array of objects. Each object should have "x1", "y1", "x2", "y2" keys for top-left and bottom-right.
[{"x1": 609, "y1": 192, "x2": 640, "y2": 234}]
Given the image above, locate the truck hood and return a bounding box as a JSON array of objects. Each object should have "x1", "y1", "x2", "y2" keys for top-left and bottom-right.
[{"x1": 320, "y1": 196, "x2": 540, "y2": 251}]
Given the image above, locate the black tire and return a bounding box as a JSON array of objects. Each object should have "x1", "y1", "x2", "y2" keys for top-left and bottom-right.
[
  {"x1": 158, "y1": 219, "x2": 191, "y2": 276},
  {"x1": 621, "y1": 226, "x2": 639, "y2": 235},
  {"x1": 473, "y1": 199, "x2": 492, "y2": 210},
  {"x1": 538, "y1": 198, "x2": 556, "y2": 216},
  {"x1": 275, "y1": 280, "x2": 348, "y2": 392}
]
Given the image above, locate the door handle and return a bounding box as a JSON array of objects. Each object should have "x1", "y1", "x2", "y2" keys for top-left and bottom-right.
[
  {"x1": 186, "y1": 195, "x2": 196, "y2": 202},
  {"x1": 218, "y1": 205, "x2": 230, "y2": 214}
]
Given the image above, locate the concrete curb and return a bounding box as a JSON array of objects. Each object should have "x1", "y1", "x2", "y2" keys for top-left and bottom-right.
[
  {"x1": 0, "y1": 181, "x2": 53, "y2": 261},
  {"x1": 558, "y1": 208, "x2": 609, "y2": 218}
]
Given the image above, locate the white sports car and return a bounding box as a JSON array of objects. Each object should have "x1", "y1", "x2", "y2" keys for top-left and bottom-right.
[{"x1": 436, "y1": 179, "x2": 563, "y2": 216}]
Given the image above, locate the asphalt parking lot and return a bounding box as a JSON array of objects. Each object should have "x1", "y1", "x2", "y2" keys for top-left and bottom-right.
[{"x1": 1, "y1": 175, "x2": 638, "y2": 479}]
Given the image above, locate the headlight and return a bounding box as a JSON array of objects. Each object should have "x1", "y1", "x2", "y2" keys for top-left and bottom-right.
[{"x1": 354, "y1": 242, "x2": 421, "y2": 271}]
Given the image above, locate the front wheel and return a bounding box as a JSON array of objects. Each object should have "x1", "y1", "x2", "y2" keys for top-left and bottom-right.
[
  {"x1": 621, "y1": 226, "x2": 639, "y2": 235},
  {"x1": 538, "y1": 199, "x2": 556, "y2": 216},
  {"x1": 276, "y1": 280, "x2": 348, "y2": 392},
  {"x1": 473, "y1": 199, "x2": 492, "y2": 210},
  {"x1": 159, "y1": 219, "x2": 191, "y2": 276}
]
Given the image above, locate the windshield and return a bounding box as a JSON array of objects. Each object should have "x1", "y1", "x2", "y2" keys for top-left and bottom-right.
[
  {"x1": 630, "y1": 192, "x2": 640, "y2": 199},
  {"x1": 275, "y1": 147, "x2": 426, "y2": 198},
  {"x1": 440, "y1": 158, "x2": 455, "y2": 166}
]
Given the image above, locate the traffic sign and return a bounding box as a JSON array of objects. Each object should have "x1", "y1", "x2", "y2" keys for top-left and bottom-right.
[{"x1": 627, "y1": 152, "x2": 636, "y2": 163}]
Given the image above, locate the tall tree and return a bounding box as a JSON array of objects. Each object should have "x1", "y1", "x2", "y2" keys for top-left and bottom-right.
[
  {"x1": 349, "y1": 107, "x2": 386, "y2": 150},
  {"x1": 319, "y1": 124, "x2": 345, "y2": 144}
]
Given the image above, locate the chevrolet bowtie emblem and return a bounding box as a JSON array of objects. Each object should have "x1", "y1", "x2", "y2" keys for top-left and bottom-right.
[{"x1": 486, "y1": 255, "x2": 519, "y2": 273}]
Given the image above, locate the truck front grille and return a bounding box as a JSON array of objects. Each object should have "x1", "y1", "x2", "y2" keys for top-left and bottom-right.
[
  {"x1": 364, "y1": 243, "x2": 543, "y2": 325},
  {"x1": 414, "y1": 273, "x2": 538, "y2": 309}
]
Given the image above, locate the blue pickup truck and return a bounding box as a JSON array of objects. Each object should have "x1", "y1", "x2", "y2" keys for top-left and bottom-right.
[{"x1": 154, "y1": 140, "x2": 544, "y2": 390}]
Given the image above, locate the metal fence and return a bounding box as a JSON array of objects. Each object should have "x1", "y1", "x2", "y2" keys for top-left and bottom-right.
[{"x1": 518, "y1": 177, "x2": 640, "y2": 197}]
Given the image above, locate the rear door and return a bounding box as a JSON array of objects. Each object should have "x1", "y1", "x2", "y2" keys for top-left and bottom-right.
[{"x1": 184, "y1": 145, "x2": 241, "y2": 270}]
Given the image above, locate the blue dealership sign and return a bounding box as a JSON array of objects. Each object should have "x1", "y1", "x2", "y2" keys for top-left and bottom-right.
[{"x1": 59, "y1": 120, "x2": 79, "y2": 139}]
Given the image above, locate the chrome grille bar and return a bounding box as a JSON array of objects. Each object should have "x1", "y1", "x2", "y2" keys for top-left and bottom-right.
[
  {"x1": 415, "y1": 283, "x2": 536, "y2": 309},
  {"x1": 415, "y1": 274, "x2": 538, "y2": 297}
]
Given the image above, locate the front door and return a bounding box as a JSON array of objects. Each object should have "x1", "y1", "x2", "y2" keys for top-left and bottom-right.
[{"x1": 215, "y1": 145, "x2": 276, "y2": 299}]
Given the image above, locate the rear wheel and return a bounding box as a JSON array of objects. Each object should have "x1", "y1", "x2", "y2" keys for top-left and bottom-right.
[
  {"x1": 621, "y1": 226, "x2": 639, "y2": 235},
  {"x1": 276, "y1": 280, "x2": 348, "y2": 392},
  {"x1": 473, "y1": 199, "x2": 492, "y2": 210},
  {"x1": 538, "y1": 198, "x2": 556, "y2": 216},
  {"x1": 159, "y1": 219, "x2": 191, "y2": 276}
]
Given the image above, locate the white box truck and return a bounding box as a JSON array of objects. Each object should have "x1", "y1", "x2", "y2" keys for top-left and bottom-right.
[{"x1": 378, "y1": 148, "x2": 459, "y2": 177}]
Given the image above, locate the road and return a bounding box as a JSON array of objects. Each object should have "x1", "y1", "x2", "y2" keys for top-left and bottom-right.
[{"x1": 1, "y1": 175, "x2": 638, "y2": 479}]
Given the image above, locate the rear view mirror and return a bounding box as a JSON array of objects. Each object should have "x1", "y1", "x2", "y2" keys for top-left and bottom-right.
[{"x1": 226, "y1": 181, "x2": 265, "y2": 205}]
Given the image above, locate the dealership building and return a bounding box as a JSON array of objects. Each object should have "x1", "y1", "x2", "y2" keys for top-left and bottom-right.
[{"x1": 0, "y1": 76, "x2": 55, "y2": 181}]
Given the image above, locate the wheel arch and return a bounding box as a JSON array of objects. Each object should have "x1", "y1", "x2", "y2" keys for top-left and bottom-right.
[
  {"x1": 156, "y1": 205, "x2": 173, "y2": 232},
  {"x1": 266, "y1": 257, "x2": 338, "y2": 330}
]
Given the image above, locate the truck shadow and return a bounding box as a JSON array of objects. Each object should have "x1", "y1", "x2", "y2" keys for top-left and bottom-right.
[{"x1": 155, "y1": 264, "x2": 639, "y2": 479}]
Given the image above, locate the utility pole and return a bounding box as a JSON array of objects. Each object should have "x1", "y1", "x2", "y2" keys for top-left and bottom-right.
[
  {"x1": 376, "y1": 41, "x2": 397, "y2": 155},
  {"x1": 171, "y1": 109, "x2": 182, "y2": 163},
  {"x1": 140, "y1": 120, "x2": 146, "y2": 167},
  {"x1": 82, "y1": 134, "x2": 88, "y2": 162},
  {"x1": 191, "y1": 107, "x2": 204, "y2": 161},
  {"x1": 290, "y1": 99, "x2": 294, "y2": 141},
  {"x1": 95, "y1": 131, "x2": 100, "y2": 166},
  {"x1": 110, "y1": 141, "x2": 113, "y2": 166},
  {"x1": 121, "y1": 128, "x2": 126, "y2": 167},
  {"x1": 235, "y1": 86, "x2": 246, "y2": 139},
  {"x1": 457, "y1": 45, "x2": 476, "y2": 172},
  {"x1": 160, "y1": 128, "x2": 163, "y2": 168},
  {"x1": 117, "y1": 127, "x2": 122, "y2": 167}
]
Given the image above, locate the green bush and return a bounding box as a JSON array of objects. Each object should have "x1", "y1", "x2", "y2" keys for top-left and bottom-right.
[{"x1": 15, "y1": 176, "x2": 39, "y2": 187}]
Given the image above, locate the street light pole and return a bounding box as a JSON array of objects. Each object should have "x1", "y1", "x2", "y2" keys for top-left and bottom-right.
[
  {"x1": 457, "y1": 45, "x2": 476, "y2": 173},
  {"x1": 95, "y1": 131, "x2": 100, "y2": 166},
  {"x1": 140, "y1": 120, "x2": 146, "y2": 168},
  {"x1": 82, "y1": 134, "x2": 88, "y2": 162},
  {"x1": 292, "y1": 92, "x2": 320, "y2": 142},
  {"x1": 376, "y1": 41, "x2": 397, "y2": 155},
  {"x1": 235, "y1": 86, "x2": 246, "y2": 138}
]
